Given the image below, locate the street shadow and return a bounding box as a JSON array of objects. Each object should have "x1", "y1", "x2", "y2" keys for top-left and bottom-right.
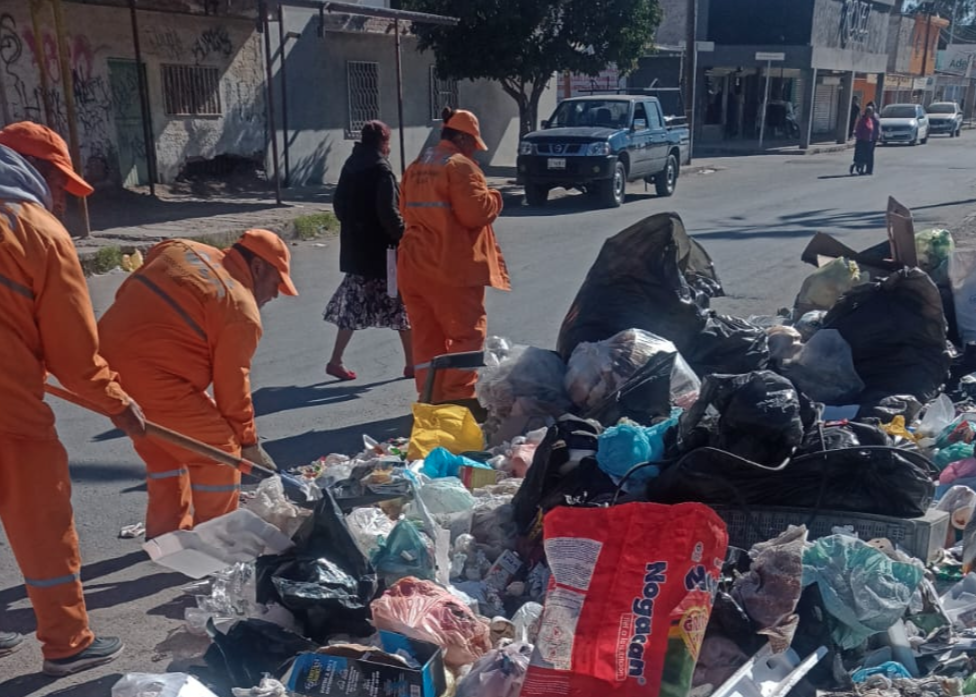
[
  {"x1": 66, "y1": 462, "x2": 142, "y2": 483},
  {"x1": 252, "y1": 379, "x2": 403, "y2": 417},
  {"x1": 693, "y1": 206, "x2": 886, "y2": 241},
  {"x1": 147, "y1": 593, "x2": 196, "y2": 621},
  {"x1": 0, "y1": 671, "x2": 123, "y2": 697},
  {"x1": 263, "y1": 414, "x2": 414, "y2": 465},
  {"x1": 92, "y1": 428, "x2": 126, "y2": 442},
  {"x1": 0, "y1": 549, "x2": 170, "y2": 624},
  {"x1": 817, "y1": 174, "x2": 864, "y2": 180}
]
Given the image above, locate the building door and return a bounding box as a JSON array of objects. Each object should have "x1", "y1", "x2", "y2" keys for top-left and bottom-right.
[
  {"x1": 812, "y1": 83, "x2": 839, "y2": 135},
  {"x1": 108, "y1": 59, "x2": 149, "y2": 188}
]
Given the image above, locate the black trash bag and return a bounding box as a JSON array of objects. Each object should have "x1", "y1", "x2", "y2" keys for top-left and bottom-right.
[
  {"x1": 203, "y1": 618, "x2": 316, "y2": 690},
  {"x1": 678, "y1": 371, "x2": 805, "y2": 466},
  {"x1": 647, "y1": 444, "x2": 936, "y2": 518},
  {"x1": 822, "y1": 268, "x2": 950, "y2": 404},
  {"x1": 797, "y1": 421, "x2": 891, "y2": 453},
  {"x1": 856, "y1": 394, "x2": 924, "y2": 423},
  {"x1": 512, "y1": 416, "x2": 615, "y2": 537},
  {"x1": 256, "y1": 490, "x2": 379, "y2": 643},
  {"x1": 685, "y1": 313, "x2": 770, "y2": 377},
  {"x1": 556, "y1": 212, "x2": 723, "y2": 361}
]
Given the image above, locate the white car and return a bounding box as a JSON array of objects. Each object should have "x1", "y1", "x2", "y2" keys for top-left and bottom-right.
[
  {"x1": 879, "y1": 103, "x2": 929, "y2": 146},
  {"x1": 927, "y1": 102, "x2": 964, "y2": 137}
]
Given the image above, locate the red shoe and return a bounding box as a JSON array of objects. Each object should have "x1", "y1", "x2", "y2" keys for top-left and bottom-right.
[
  {"x1": 327, "y1": 363, "x2": 357, "y2": 381},
  {"x1": 403, "y1": 366, "x2": 415, "y2": 380}
]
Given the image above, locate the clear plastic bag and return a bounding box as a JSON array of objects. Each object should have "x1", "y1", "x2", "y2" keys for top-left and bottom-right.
[
  {"x1": 565, "y1": 328, "x2": 700, "y2": 413},
  {"x1": 916, "y1": 229, "x2": 954, "y2": 275},
  {"x1": 345, "y1": 507, "x2": 396, "y2": 558},
  {"x1": 476, "y1": 342, "x2": 571, "y2": 418},
  {"x1": 371, "y1": 519, "x2": 436, "y2": 584},
  {"x1": 456, "y1": 642, "x2": 533, "y2": 697},
  {"x1": 112, "y1": 673, "x2": 217, "y2": 697},
  {"x1": 511, "y1": 601, "x2": 543, "y2": 644},
  {"x1": 794, "y1": 257, "x2": 867, "y2": 315},
  {"x1": 247, "y1": 476, "x2": 310, "y2": 538},
  {"x1": 780, "y1": 328, "x2": 866, "y2": 404}
]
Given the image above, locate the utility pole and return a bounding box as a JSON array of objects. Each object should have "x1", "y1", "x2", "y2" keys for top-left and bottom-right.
[
  {"x1": 921, "y1": 7, "x2": 933, "y2": 77},
  {"x1": 684, "y1": 0, "x2": 698, "y2": 160}
]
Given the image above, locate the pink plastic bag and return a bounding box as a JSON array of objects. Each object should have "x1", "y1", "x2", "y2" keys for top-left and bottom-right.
[{"x1": 370, "y1": 576, "x2": 491, "y2": 668}]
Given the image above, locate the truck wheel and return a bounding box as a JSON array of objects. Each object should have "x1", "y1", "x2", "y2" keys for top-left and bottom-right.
[
  {"x1": 524, "y1": 183, "x2": 549, "y2": 207},
  {"x1": 655, "y1": 154, "x2": 679, "y2": 197},
  {"x1": 599, "y1": 161, "x2": 626, "y2": 208}
]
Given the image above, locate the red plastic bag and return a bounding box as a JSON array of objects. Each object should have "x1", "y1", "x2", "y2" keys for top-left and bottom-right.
[{"x1": 521, "y1": 502, "x2": 727, "y2": 697}]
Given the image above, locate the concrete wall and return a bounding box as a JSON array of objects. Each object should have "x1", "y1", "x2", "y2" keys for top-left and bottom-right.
[
  {"x1": 809, "y1": 0, "x2": 892, "y2": 73},
  {"x1": 269, "y1": 7, "x2": 556, "y2": 185},
  {"x1": 0, "y1": 3, "x2": 264, "y2": 186},
  {"x1": 655, "y1": 0, "x2": 687, "y2": 47}
]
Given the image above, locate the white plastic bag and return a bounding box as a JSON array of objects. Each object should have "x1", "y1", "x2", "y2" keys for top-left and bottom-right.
[
  {"x1": 346, "y1": 507, "x2": 396, "y2": 557},
  {"x1": 951, "y1": 249, "x2": 976, "y2": 343},
  {"x1": 918, "y1": 394, "x2": 956, "y2": 439},
  {"x1": 112, "y1": 673, "x2": 217, "y2": 697},
  {"x1": 246, "y1": 476, "x2": 310, "y2": 537}
]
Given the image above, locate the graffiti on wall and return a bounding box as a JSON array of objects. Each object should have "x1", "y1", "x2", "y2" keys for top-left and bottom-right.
[
  {"x1": 145, "y1": 27, "x2": 185, "y2": 61},
  {"x1": 192, "y1": 26, "x2": 232, "y2": 62}
]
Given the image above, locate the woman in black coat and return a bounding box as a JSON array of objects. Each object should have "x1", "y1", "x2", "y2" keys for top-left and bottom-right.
[{"x1": 323, "y1": 121, "x2": 412, "y2": 381}]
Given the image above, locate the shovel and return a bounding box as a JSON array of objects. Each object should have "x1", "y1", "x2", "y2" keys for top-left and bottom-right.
[{"x1": 44, "y1": 383, "x2": 313, "y2": 500}]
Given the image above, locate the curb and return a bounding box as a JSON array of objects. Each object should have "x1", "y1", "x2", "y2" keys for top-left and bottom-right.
[{"x1": 76, "y1": 227, "x2": 294, "y2": 278}]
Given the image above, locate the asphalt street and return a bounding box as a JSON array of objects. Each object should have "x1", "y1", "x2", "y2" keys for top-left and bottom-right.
[{"x1": 3, "y1": 135, "x2": 976, "y2": 695}]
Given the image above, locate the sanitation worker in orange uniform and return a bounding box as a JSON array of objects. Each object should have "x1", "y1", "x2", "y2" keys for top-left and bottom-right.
[
  {"x1": 0, "y1": 122, "x2": 146, "y2": 676},
  {"x1": 398, "y1": 108, "x2": 508, "y2": 406},
  {"x1": 98, "y1": 230, "x2": 297, "y2": 540}
]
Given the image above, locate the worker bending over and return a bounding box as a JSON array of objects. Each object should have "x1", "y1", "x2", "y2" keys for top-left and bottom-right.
[
  {"x1": 99, "y1": 230, "x2": 297, "y2": 539},
  {"x1": 0, "y1": 122, "x2": 146, "y2": 676}
]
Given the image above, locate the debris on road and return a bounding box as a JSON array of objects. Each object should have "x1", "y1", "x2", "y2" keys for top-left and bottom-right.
[{"x1": 123, "y1": 205, "x2": 976, "y2": 697}]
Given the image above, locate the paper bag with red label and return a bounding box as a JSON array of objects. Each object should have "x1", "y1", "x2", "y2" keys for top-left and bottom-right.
[{"x1": 521, "y1": 502, "x2": 727, "y2": 697}]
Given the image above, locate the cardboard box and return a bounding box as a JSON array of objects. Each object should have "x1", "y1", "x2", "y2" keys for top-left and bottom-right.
[
  {"x1": 286, "y1": 631, "x2": 447, "y2": 697},
  {"x1": 458, "y1": 464, "x2": 500, "y2": 490}
]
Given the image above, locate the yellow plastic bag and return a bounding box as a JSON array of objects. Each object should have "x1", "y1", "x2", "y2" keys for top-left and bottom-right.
[
  {"x1": 881, "y1": 416, "x2": 918, "y2": 443},
  {"x1": 408, "y1": 403, "x2": 484, "y2": 461}
]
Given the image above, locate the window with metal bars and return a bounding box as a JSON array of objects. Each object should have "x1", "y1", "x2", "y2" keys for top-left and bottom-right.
[
  {"x1": 429, "y1": 66, "x2": 459, "y2": 121},
  {"x1": 346, "y1": 61, "x2": 379, "y2": 137},
  {"x1": 161, "y1": 64, "x2": 222, "y2": 116}
]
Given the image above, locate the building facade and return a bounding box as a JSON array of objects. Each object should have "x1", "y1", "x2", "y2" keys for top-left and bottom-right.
[
  {"x1": 697, "y1": 0, "x2": 895, "y2": 148},
  {"x1": 0, "y1": 0, "x2": 265, "y2": 188}
]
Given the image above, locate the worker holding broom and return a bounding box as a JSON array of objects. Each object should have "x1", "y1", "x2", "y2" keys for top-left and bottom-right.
[
  {"x1": 0, "y1": 122, "x2": 146, "y2": 675},
  {"x1": 98, "y1": 230, "x2": 297, "y2": 540}
]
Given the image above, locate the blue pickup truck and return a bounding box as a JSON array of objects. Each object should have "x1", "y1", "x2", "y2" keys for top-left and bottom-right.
[{"x1": 517, "y1": 95, "x2": 691, "y2": 208}]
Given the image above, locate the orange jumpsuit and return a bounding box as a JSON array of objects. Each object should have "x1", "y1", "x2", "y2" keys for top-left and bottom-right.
[
  {"x1": 98, "y1": 240, "x2": 263, "y2": 539},
  {"x1": 0, "y1": 199, "x2": 132, "y2": 660},
  {"x1": 398, "y1": 141, "x2": 509, "y2": 402}
]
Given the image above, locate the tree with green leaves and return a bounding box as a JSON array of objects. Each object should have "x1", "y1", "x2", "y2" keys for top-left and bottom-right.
[{"x1": 400, "y1": 0, "x2": 662, "y2": 138}]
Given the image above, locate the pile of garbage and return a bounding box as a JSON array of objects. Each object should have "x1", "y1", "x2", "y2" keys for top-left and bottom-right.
[{"x1": 114, "y1": 207, "x2": 976, "y2": 697}]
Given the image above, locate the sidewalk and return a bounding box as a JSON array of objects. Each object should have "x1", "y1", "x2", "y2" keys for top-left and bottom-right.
[
  {"x1": 68, "y1": 158, "x2": 731, "y2": 275},
  {"x1": 694, "y1": 138, "x2": 853, "y2": 158}
]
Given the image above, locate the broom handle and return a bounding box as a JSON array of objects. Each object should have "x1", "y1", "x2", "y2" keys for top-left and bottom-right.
[{"x1": 43, "y1": 383, "x2": 275, "y2": 479}]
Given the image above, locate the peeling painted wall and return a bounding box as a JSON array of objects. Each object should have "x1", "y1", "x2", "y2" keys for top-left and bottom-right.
[{"x1": 0, "y1": 3, "x2": 265, "y2": 186}]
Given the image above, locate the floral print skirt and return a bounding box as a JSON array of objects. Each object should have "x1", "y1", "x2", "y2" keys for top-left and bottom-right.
[{"x1": 323, "y1": 273, "x2": 410, "y2": 331}]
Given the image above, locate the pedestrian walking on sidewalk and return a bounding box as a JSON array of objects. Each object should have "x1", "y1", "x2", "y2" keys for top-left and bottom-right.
[
  {"x1": 851, "y1": 105, "x2": 878, "y2": 175},
  {"x1": 324, "y1": 121, "x2": 412, "y2": 382},
  {"x1": 98, "y1": 230, "x2": 297, "y2": 539},
  {"x1": 398, "y1": 108, "x2": 509, "y2": 409},
  {"x1": 0, "y1": 122, "x2": 147, "y2": 676}
]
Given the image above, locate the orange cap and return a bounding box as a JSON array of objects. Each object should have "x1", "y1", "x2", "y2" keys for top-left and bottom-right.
[
  {"x1": 0, "y1": 121, "x2": 94, "y2": 197},
  {"x1": 446, "y1": 110, "x2": 488, "y2": 151},
  {"x1": 237, "y1": 229, "x2": 298, "y2": 297}
]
